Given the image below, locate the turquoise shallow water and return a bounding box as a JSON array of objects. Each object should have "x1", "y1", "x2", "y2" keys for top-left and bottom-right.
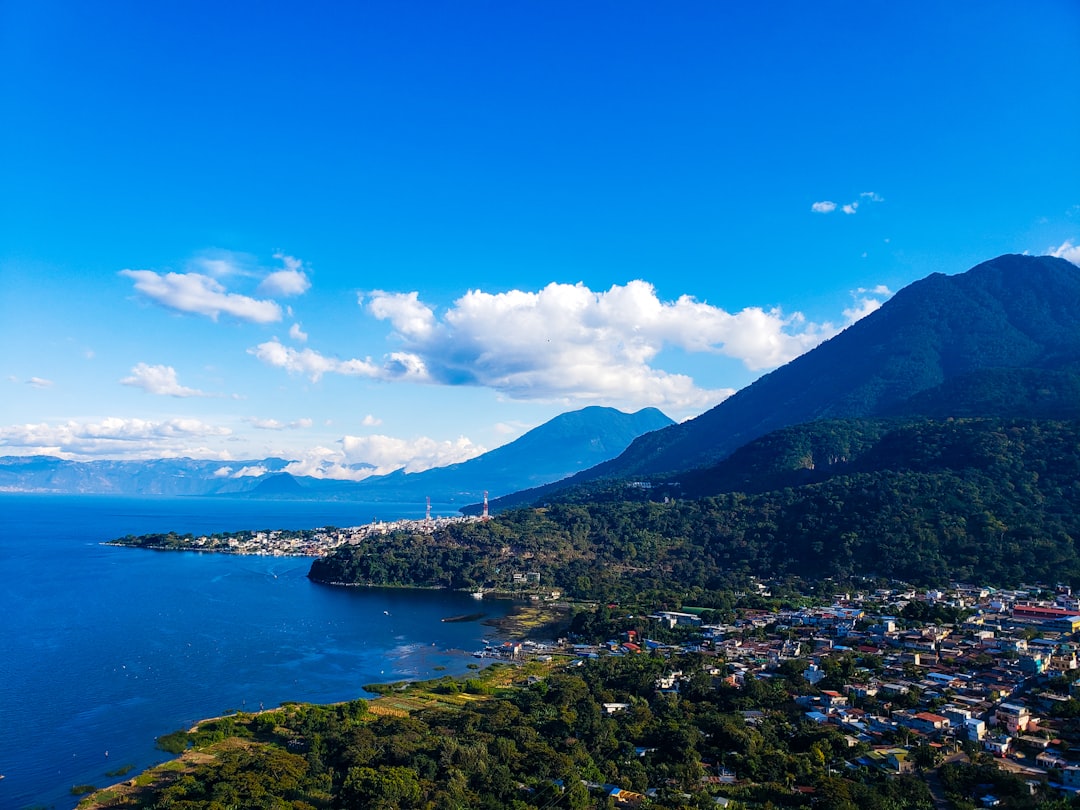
[{"x1": 0, "y1": 494, "x2": 509, "y2": 809}]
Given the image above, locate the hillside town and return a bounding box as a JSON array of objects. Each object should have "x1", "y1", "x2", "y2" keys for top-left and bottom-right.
[{"x1": 478, "y1": 581, "x2": 1080, "y2": 802}]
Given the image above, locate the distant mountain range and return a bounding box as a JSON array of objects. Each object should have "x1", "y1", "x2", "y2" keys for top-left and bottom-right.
[
  {"x1": 485, "y1": 254, "x2": 1080, "y2": 512},
  {"x1": 0, "y1": 406, "x2": 672, "y2": 503}
]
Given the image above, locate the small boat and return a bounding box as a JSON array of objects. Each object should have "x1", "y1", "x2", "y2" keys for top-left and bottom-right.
[
  {"x1": 471, "y1": 591, "x2": 485, "y2": 599},
  {"x1": 383, "y1": 610, "x2": 390, "y2": 615}
]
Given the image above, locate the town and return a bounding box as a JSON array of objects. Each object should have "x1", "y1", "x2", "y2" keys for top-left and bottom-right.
[
  {"x1": 105, "y1": 515, "x2": 482, "y2": 556},
  {"x1": 502, "y1": 581, "x2": 1080, "y2": 803}
]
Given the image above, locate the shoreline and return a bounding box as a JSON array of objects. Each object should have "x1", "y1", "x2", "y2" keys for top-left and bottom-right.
[{"x1": 77, "y1": 649, "x2": 563, "y2": 810}]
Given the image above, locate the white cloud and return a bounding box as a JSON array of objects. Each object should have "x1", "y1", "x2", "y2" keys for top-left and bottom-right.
[
  {"x1": 231, "y1": 465, "x2": 269, "y2": 478},
  {"x1": 361, "y1": 414, "x2": 382, "y2": 426},
  {"x1": 248, "y1": 418, "x2": 285, "y2": 430},
  {"x1": 843, "y1": 285, "x2": 893, "y2": 323},
  {"x1": 368, "y1": 280, "x2": 828, "y2": 394},
  {"x1": 248, "y1": 340, "x2": 382, "y2": 381},
  {"x1": 289, "y1": 322, "x2": 308, "y2": 342},
  {"x1": 342, "y1": 434, "x2": 484, "y2": 474},
  {"x1": 282, "y1": 433, "x2": 486, "y2": 481},
  {"x1": 814, "y1": 192, "x2": 883, "y2": 216},
  {"x1": 259, "y1": 254, "x2": 311, "y2": 297},
  {"x1": 1049, "y1": 239, "x2": 1080, "y2": 266},
  {"x1": 120, "y1": 269, "x2": 282, "y2": 323},
  {"x1": 252, "y1": 280, "x2": 858, "y2": 414},
  {"x1": 247, "y1": 416, "x2": 313, "y2": 430},
  {"x1": 365, "y1": 290, "x2": 437, "y2": 340},
  {"x1": 27, "y1": 377, "x2": 54, "y2": 388},
  {"x1": 186, "y1": 249, "x2": 261, "y2": 279},
  {"x1": 213, "y1": 466, "x2": 234, "y2": 477},
  {"x1": 0, "y1": 417, "x2": 232, "y2": 460},
  {"x1": 856, "y1": 284, "x2": 892, "y2": 296},
  {"x1": 121, "y1": 363, "x2": 211, "y2": 398}
]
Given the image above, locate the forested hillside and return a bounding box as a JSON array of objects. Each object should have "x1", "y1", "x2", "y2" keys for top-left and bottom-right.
[{"x1": 312, "y1": 418, "x2": 1080, "y2": 599}]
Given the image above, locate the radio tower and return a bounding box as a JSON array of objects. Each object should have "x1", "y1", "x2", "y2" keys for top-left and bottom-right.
[
  {"x1": 425, "y1": 496, "x2": 431, "y2": 523},
  {"x1": 482, "y1": 491, "x2": 490, "y2": 521}
]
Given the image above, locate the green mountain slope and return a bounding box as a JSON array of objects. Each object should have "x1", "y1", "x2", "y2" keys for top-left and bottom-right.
[
  {"x1": 319, "y1": 417, "x2": 1080, "y2": 594},
  {"x1": 485, "y1": 254, "x2": 1080, "y2": 512}
]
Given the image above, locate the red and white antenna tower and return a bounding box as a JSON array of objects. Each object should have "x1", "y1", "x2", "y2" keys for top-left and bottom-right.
[
  {"x1": 425, "y1": 496, "x2": 431, "y2": 522},
  {"x1": 482, "y1": 491, "x2": 490, "y2": 521}
]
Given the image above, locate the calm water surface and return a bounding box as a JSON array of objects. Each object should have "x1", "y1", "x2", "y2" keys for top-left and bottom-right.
[{"x1": 0, "y1": 494, "x2": 510, "y2": 809}]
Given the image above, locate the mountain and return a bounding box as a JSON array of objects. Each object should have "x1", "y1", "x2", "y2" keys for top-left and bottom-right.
[
  {"x1": 312, "y1": 415, "x2": 1080, "y2": 591},
  {"x1": 0, "y1": 455, "x2": 294, "y2": 496},
  {"x1": 0, "y1": 406, "x2": 672, "y2": 501},
  {"x1": 302, "y1": 405, "x2": 674, "y2": 503},
  {"x1": 484, "y1": 254, "x2": 1080, "y2": 511}
]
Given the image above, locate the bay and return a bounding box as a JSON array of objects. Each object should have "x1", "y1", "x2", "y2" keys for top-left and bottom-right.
[{"x1": 0, "y1": 494, "x2": 510, "y2": 810}]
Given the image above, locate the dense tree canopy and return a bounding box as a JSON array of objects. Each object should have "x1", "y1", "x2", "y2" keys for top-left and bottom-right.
[{"x1": 312, "y1": 419, "x2": 1080, "y2": 599}]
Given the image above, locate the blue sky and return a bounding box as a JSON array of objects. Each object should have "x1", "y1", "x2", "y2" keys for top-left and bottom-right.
[{"x1": 2, "y1": 1, "x2": 1078, "y2": 480}]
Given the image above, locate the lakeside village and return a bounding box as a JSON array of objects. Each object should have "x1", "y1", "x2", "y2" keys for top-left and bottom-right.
[
  {"x1": 105, "y1": 514, "x2": 483, "y2": 556},
  {"x1": 109, "y1": 522, "x2": 1080, "y2": 798}
]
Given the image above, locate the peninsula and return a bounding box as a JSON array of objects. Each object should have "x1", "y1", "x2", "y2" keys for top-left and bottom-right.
[{"x1": 105, "y1": 515, "x2": 481, "y2": 557}]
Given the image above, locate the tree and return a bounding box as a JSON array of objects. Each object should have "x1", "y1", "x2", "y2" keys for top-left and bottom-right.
[{"x1": 341, "y1": 765, "x2": 422, "y2": 809}]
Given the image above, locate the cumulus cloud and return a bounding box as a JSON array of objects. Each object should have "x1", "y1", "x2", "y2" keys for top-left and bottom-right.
[
  {"x1": 27, "y1": 377, "x2": 54, "y2": 388},
  {"x1": 252, "y1": 280, "x2": 871, "y2": 413},
  {"x1": 289, "y1": 322, "x2": 308, "y2": 342},
  {"x1": 1049, "y1": 239, "x2": 1080, "y2": 266},
  {"x1": 121, "y1": 363, "x2": 212, "y2": 398},
  {"x1": 0, "y1": 417, "x2": 232, "y2": 460},
  {"x1": 361, "y1": 414, "x2": 382, "y2": 426},
  {"x1": 248, "y1": 341, "x2": 383, "y2": 381},
  {"x1": 259, "y1": 254, "x2": 311, "y2": 297},
  {"x1": 860, "y1": 191, "x2": 885, "y2": 202},
  {"x1": 811, "y1": 201, "x2": 837, "y2": 213},
  {"x1": 282, "y1": 433, "x2": 485, "y2": 481},
  {"x1": 120, "y1": 269, "x2": 283, "y2": 323},
  {"x1": 366, "y1": 281, "x2": 826, "y2": 398},
  {"x1": 842, "y1": 202, "x2": 859, "y2": 215}
]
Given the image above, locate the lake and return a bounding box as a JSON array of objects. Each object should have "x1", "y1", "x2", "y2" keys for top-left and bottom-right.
[{"x1": 0, "y1": 494, "x2": 512, "y2": 809}]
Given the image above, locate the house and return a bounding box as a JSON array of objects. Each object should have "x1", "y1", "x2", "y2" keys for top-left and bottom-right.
[
  {"x1": 1037, "y1": 750, "x2": 1069, "y2": 769},
  {"x1": 963, "y1": 718, "x2": 986, "y2": 742},
  {"x1": 653, "y1": 611, "x2": 703, "y2": 628},
  {"x1": 995, "y1": 703, "x2": 1037, "y2": 734},
  {"x1": 983, "y1": 736, "x2": 1012, "y2": 757},
  {"x1": 910, "y1": 712, "x2": 950, "y2": 735},
  {"x1": 821, "y1": 690, "x2": 848, "y2": 708},
  {"x1": 887, "y1": 750, "x2": 915, "y2": 773}
]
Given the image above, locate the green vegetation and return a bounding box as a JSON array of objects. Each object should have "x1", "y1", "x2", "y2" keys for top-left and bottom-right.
[
  {"x1": 84, "y1": 654, "x2": 937, "y2": 810},
  {"x1": 156, "y1": 728, "x2": 192, "y2": 755},
  {"x1": 104, "y1": 763, "x2": 135, "y2": 778},
  {"x1": 311, "y1": 418, "x2": 1080, "y2": 597}
]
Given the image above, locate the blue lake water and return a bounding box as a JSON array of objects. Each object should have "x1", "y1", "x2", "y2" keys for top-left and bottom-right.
[{"x1": 0, "y1": 494, "x2": 511, "y2": 809}]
